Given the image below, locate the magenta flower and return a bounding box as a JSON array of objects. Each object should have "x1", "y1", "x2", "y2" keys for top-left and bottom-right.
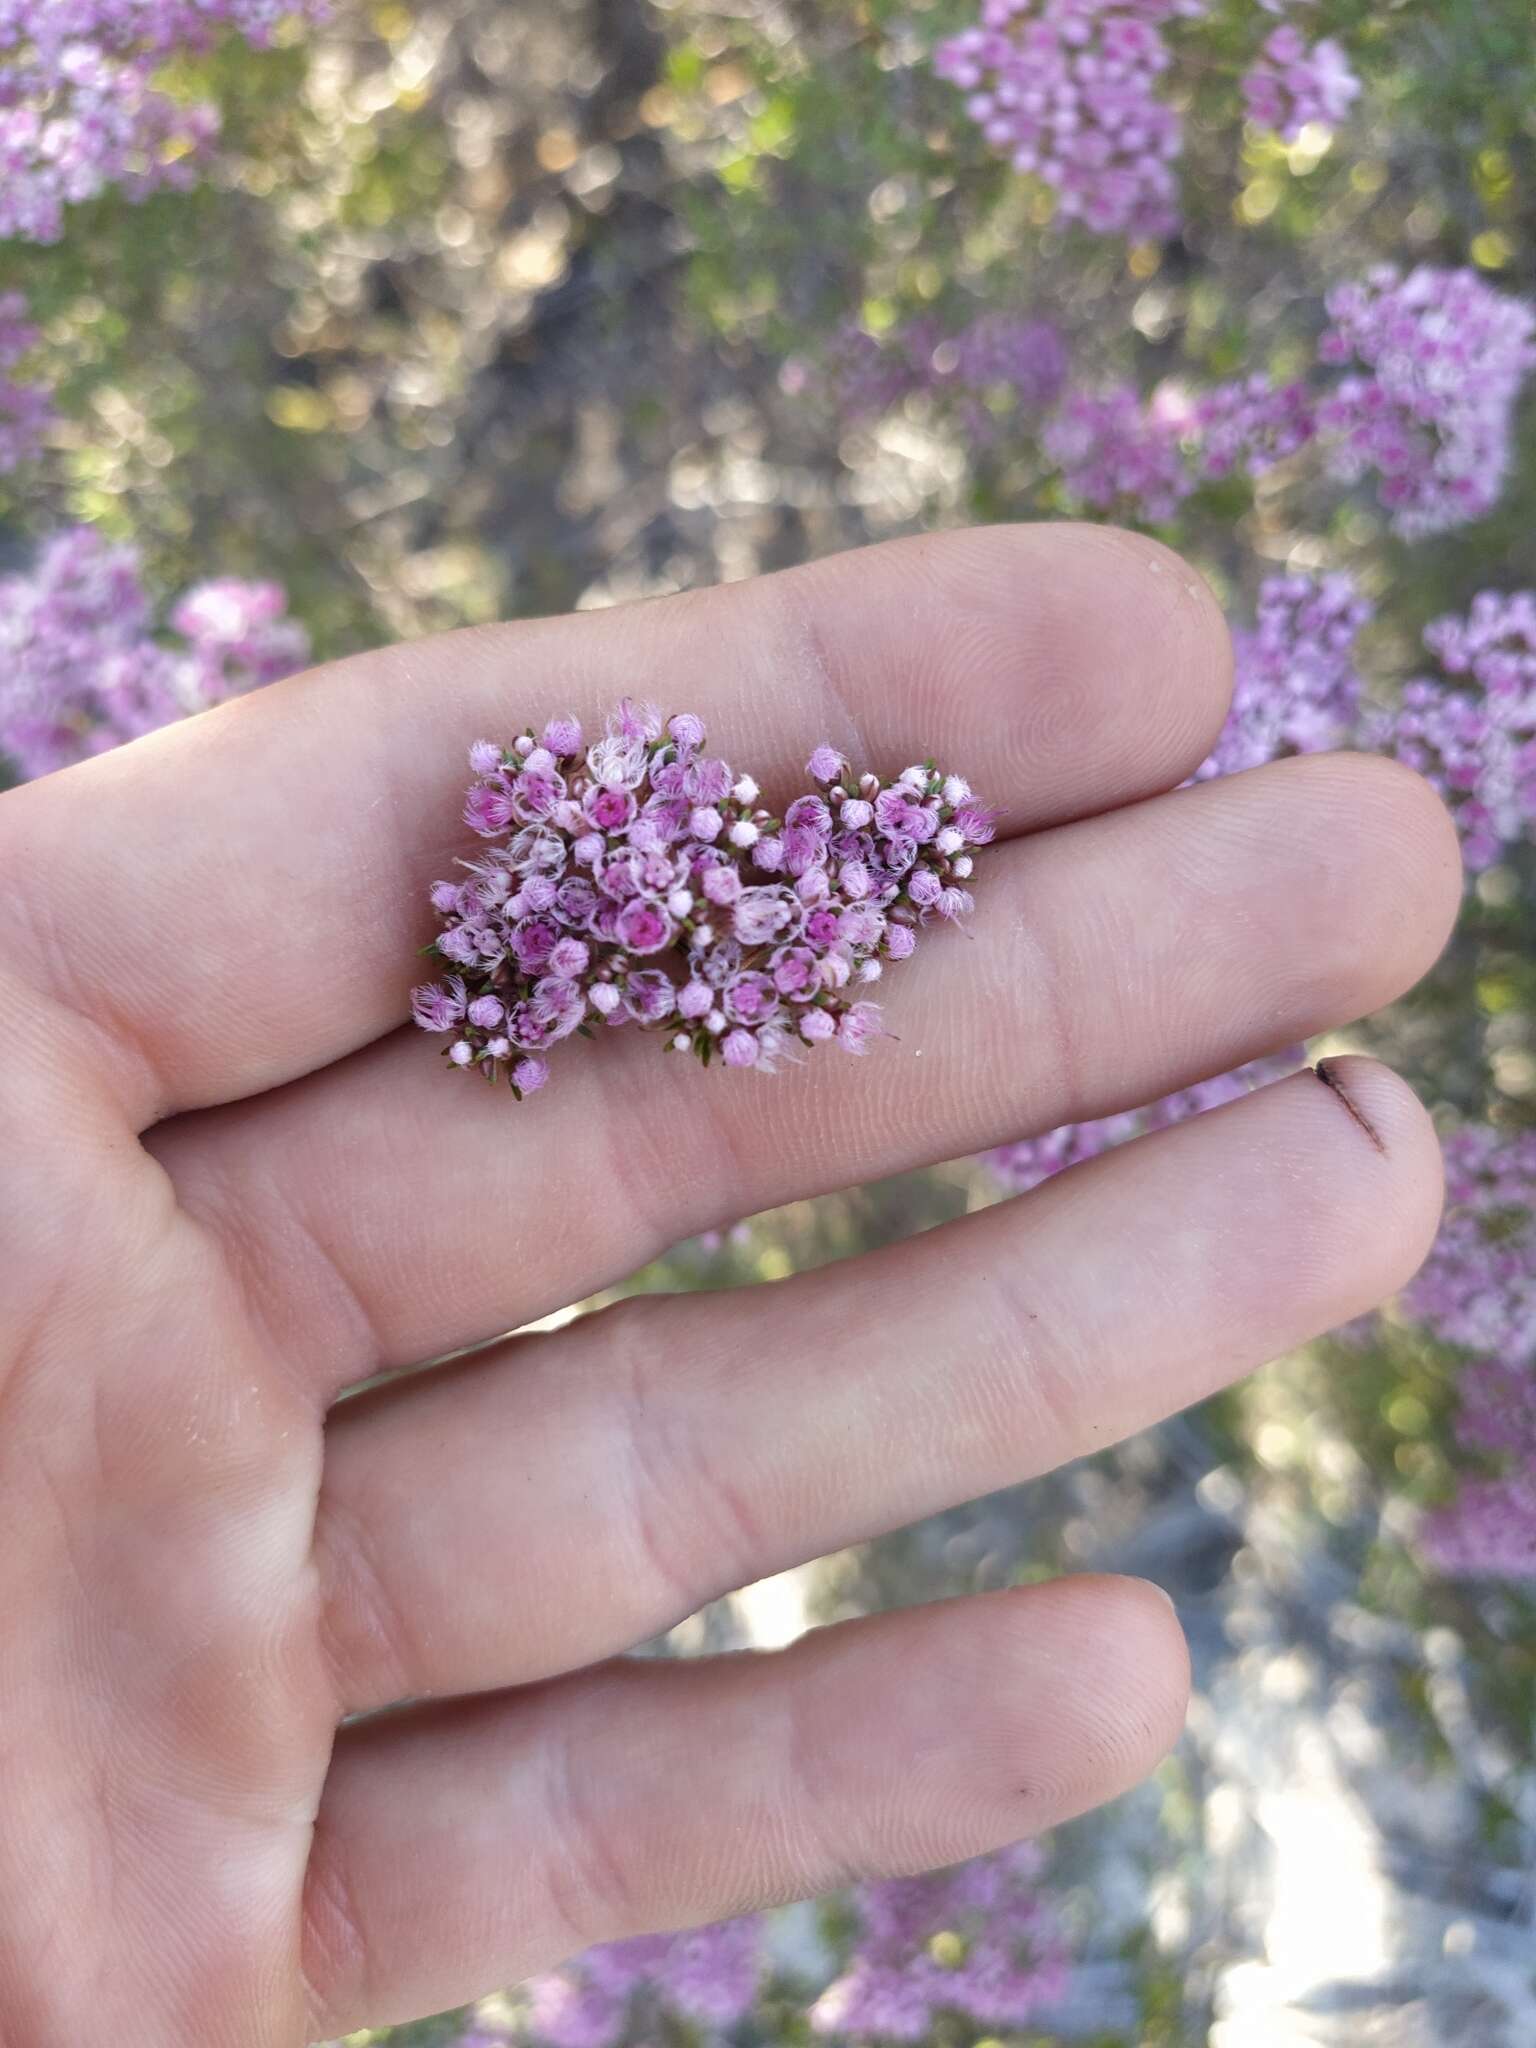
[
  {"x1": 1317, "y1": 266, "x2": 1536, "y2": 537},
  {"x1": 0, "y1": 526, "x2": 308, "y2": 782},
  {"x1": 811, "y1": 1843, "x2": 1070, "y2": 2041},
  {"x1": 1241, "y1": 27, "x2": 1361, "y2": 143},
  {"x1": 934, "y1": 0, "x2": 1200, "y2": 242},
  {"x1": 413, "y1": 707, "x2": 992, "y2": 1096}
]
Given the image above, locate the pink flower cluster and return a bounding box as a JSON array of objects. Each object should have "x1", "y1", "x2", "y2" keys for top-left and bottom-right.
[
  {"x1": 934, "y1": 0, "x2": 1202, "y2": 241},
  {"x1": 1195, "y1": 571, "x2": 1371, "y2": 780},
  {"x1": 1317, "y1": 267, "x2": 1536, "y2": 538},
  {"x1": 412, "y1": 709, "x2": 993, "y2": 1097},
  {"x1": 809, "y1": 1843, "x2": 1069, "y2": 2039},
  {"x1": 1370, "y1": 590, "x2": 1536, "y2": 870},
  {"x1": 829, "y1": 312, "x2": 1067, "y2": 431},
  {"x1": 1241, "y1": 26, "x2": 1360, "y2": 143},
  {"x1": 522, "y1": 1916, "x2": 765, "y2": 2048},
  {"x1": 0, "y1": 288, "x2": 51, "y2": 470},
  {"x1": 1190, "y1": 374, "x2": 1317, "y2": 482},
  {"x1": 0, "y1": 0, "x2": 326, "y2": 243},
  {"x1": 1042, "y1": 382, "x2": 1192, "y2": 523},
  {"x1": 986, "y1": 1050, "x2": 1303, "y2": 1194},
  {"x1": 0, "y1": 525, "x2": 309, "y2": 780},
  {"x1": 1405, "y1": 1127, "x2": 1536, "y2": 1368},
  {"x1": 1403, "y1": 1127, "x2": 1536, "y2": 1580}
]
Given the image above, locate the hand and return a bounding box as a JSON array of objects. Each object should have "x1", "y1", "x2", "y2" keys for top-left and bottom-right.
[{"x1": 0, "y1": 526, "x2": 1458, "y2": 2045}]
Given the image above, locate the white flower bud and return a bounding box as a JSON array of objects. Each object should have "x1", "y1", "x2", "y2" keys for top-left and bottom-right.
[
  {"x1": 449, "y1": 1041, "x2": 474, "y2": 1065},
  {"x1": 936, "y1": 825, "x2": 964, "y2": 856},
  {"x1": 728, "y1": 819, "x2": 760, "y2": 849},
  {"x1": 513, "y1": 734, "x2": 535, "y2": 757},
  {"x1": 706, "y1": 1008, "x2": 726, "y2": 1034},
  {"x1": 667, "y1": 888, "x2": 694, "y2": 918},
  {"x1": 942, "y1": 775, "x2": 972, "y2": 806},
  {"x1": 952, "y1": 854, "x2": 973, "y2": 878},
  {"x1": 732, "y1": 774, "x2": 759, "y2": 804}
]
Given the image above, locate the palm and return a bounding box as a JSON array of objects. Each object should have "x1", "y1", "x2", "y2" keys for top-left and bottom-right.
[{"x1": 0, "y1": 527, "x2": 1456, "y2": 2046}]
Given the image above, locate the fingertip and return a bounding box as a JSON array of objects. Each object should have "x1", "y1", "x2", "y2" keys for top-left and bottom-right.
[
  {"x1": 782, "y1": 523, "x2": 1235, "y2": 828},
  {"x1": 1308, "y1": 1054, "x2": 1446, "y2": 1278},
  {"x1": 983, "y1": 1573, "x2": 1191, "y2": 1815}
]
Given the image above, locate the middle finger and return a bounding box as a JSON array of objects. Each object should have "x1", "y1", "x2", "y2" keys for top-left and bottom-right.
[{"x1": 154, "y1": 751, "x2": 1458, "y2": 1395}]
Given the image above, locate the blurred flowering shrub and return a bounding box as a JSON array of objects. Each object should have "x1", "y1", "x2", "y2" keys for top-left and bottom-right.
[
  {"x1": 0, "y1": 526, "x2": 307, "y2": 782},
  {"x1": 0, "y1": 0, "x2": 326, "y2": 242},
  {"x1": 522, "y1": 1916, "x2": 766, "y2": 2047},
  {"x1": 0, "y1": 287, "x2": 48, "y2": 470},
  {"x1": 810, "y1": 1843, "x2": 1069, "y2": 2038},
  {"x1": 823, "y1": 266, "x2": 1535, "y2": 539},
  {"x1": 1404, "y1": 1129, "x2": 1536, "y2": 1578}
]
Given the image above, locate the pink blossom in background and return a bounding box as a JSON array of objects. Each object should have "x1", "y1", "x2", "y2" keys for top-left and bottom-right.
[
  {"x1": 1404, "y1": 1126, "x2": 1536, "y2": 1367},
  {"x1": 0, "y1": 526, "x2": 309, "y2": 779},
  {"x1": 523, "y1": 1915, "x2": 765, "y2": 2048},
  {"x1": 934, "y1": 0, "x2": 1204, "y2": 242},
  {"x1": 0, "y1": 1, "x2": 328, "y2": 243},
  {"x1": 170, "y1": 577, "x2": 311, "y2": 700},
  {"x1": 1190, "y1": 373, "x2": 1317, "y2": 481},
  {"x1": 810, "y1": 1842, "x2": 1069, "y2": 2040},
  {"x1": 1398, "y1": 1127, "x2": 1536, "y2": 1581},
  {"x1": 1420, "y1": 1474, "x2": 1536, "y2": 1580},
  {"x1": 1241, "y1": 26, "x2": 1360, "y2": 143},
  {"x1": 1195, "y1": 571, "x2": 1371, "y2": 780},
  {"x1": 1369, "y1": 590, "x2": 1536, "y2": 869},
  {"x1": 830, "y1": 312, "x2": 1067, "y2": 428},
  {"x1": 986, "y1": 1050, "x2": 1305, "y2": 1195},
  {"x1": 0, "y1": 288, "x2": 51, "y2": 469},
  {"x1": 1317, "y1": 266, "x2": 1536, "y2": 537},
  {"x1": 1042, "y1": 382, "x2": 1192, "y2": 523}
]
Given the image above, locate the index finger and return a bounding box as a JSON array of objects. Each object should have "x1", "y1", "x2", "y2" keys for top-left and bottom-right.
[{"x1": 0, "y1": 525, "x2": 1230, "y2": 1126}]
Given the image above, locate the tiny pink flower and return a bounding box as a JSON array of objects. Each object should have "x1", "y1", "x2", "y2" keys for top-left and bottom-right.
[
  {"x1": 615, "y1": 900, "x2": 675, "y2": 955},
  {"x1": 543, "y1": 715, "x2": 584, "y2": 755},
  {"x1": 721, "y1": 1029, "x2": 759, "y2": 1068},
  {"x1": 668, "y1": 712, "x2": 706, "y2": 751},
  {"x1": 548, "y1": 937, "x2": 591, "y2": 979},
  {"x1": 837, "y1": 1002, "x2": 883, "y2": 1055},
  {"x1": 701, "y1": 863, "x2": 743, "y2": 907},
  {"x1": 465, "y1": 783, "x2": 515, "y2": 835}
]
